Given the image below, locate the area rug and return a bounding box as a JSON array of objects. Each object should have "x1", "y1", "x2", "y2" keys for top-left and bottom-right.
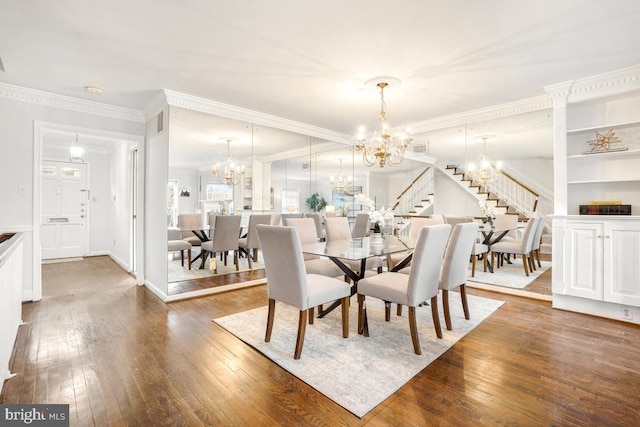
[
  {"x1": 168, "y1": 253, "x2": 264, "y2": 282},
  {"x1": 468, "y1": 258, "x2": 550, "y2": 289},
  {"x1": 213, "y1": 293, "x2": 504, "y2": 418}
]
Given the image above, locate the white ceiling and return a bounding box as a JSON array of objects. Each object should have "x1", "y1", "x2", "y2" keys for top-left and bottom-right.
[{"x1": 2, "y1": 1, "x2": 640, "y2": 165}]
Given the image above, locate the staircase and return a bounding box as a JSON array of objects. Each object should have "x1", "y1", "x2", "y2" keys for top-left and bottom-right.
[
  {"x1": 391, "y1": 167, "x2": 434, "y2": 233},
  {"x1": 439, "y1": 164, "x2": 539, "y2": 220}
]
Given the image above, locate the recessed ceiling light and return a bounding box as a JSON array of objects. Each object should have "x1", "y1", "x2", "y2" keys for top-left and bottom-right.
[{"x1": 85, "y1": 86, "x2": 102, "y2": 96}]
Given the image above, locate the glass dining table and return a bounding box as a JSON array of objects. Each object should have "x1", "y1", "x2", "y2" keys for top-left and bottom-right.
[
  {"x1": 300, "y1": 234, "x2": 413, "y2": 333},
  {"x1": 477, "y1": 224, "x2": 520, "y2": 273}
]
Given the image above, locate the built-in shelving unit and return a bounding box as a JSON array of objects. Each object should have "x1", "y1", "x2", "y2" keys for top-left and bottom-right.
[{"x1": 547, "y1": 65, "x2": 640, "y2": 324}]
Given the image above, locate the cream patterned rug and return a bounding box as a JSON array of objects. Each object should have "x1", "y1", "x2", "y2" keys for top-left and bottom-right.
[
  {"x1": 168, "y1": 250, "x2": 264, "y2": 282},
  {"x1": 213, "y1": 293, "x2": 504, "y2": 418},
  {"x1": 468, "y1": 258, "x2": 550, "y2": 289}
]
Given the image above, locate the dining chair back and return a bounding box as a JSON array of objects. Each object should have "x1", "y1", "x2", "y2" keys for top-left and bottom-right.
[
  {"x1": 325, "y1": 216, "x2": 383, "y2": 274},
  {"x1": 531, "y1": 216, "x2": 546, "y2": 267},
  {"x1": 490, "y1": 216, "x2": 540, "y2": 276},
  {"x1": 324, "y1": 217, "x2": 352, "y2": 240},
  {"x1": 352, "y1": 213, "x2": 370, "y2": 238},
  {"x1": 444, "y1": 215, "x2": 487, "y2": 276},
  {"x1": 284, "y1": 218, "x2": 345, "y2": 277},
  {"x1": 493, "y1": 214, "x2": 519, "y2": 239},
  {"x1": 270, "y1": 213, "x2": 282, "y2": 225},
  {"x1": 200, "y1": 215, "x2": 242, "y2": 272},
  {"x1": 305, "y1": 213, "x2": 325, "y2": 240},
  {"x1": 239, "y1": 214, "x2": 272, "y2": 268},
  {"x1": 179, "y1": 213, "x2": 203, "y2": 247},
  {"x1": 410, "y1": 216, "x2": 445, "y2": 246},
  {"x1": 207, "y1": 212, "x2": 216, "y2": 238},
  {"x1": 256, "y1": 225, "x2": 351, "y2": 359},
  {"x1": 357, "y1": 224, "x2": 451, "y2": 355},
  {"x1": 440, "y1": 222, "x2": 479, "y2": 330}
]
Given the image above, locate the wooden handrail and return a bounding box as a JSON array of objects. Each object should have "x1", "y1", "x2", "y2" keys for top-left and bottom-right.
[
  {"x1": 500, "y1": 170, "x2": 539, "y2": 198},
  {"x1": 395, "y1": 167, "x2": 431, "y2": 200}
]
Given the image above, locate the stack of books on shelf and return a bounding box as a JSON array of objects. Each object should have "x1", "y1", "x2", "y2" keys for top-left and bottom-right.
[{"x1": 579, "y1": 201, "x2": 632, "y2": 215}]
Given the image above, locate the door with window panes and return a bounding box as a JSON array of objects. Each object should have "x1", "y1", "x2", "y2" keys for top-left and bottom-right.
[{"x1": 41, "y1": 160, "x2": 88, "y2": 259}]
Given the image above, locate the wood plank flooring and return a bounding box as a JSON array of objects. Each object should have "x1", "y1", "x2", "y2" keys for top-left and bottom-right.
[{"x1": 2, "y1": 255, "x2": 640, "y2": 426}]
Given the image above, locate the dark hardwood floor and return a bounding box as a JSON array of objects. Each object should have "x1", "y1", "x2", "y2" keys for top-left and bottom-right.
[{"x1": 2, "y1": 255, "x2": 639, "y2": 426}]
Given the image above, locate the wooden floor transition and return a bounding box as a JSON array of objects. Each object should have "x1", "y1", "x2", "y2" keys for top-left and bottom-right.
[{"x1": 2, "y1": 255, "x2": 639, "y2": 425}]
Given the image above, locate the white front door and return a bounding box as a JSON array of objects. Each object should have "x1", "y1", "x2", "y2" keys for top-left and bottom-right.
[{"x1": 41, "y1": 160, "x2": 88, "y2": 259}]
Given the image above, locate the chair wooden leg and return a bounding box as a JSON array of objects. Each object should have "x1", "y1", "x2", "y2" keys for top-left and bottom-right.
[
  {"x1": 318, "y1": 304, "x2": 323, "y2": 313},
  {"x1": 385, "y1": 302, "x2": 391, "y2": 321},
  {"x1": 377, "y1": 266, "x2": 383, "y2": 274},
  {"x1": 308, "y1": 307, "x2": 314, "y2": 325},
  {"x1": 397, "y1": 304, "x2": 403, "y2": 316},
  {"x1": 536, "y1": 249, "x2": 542, "y2": 268},
  {"x1": 522, "y1": 254, "x2": 530, "y2": 276},
  {"x1": 180, "y1": 250, "x2": 185, "y2": 267},
  {"x1": 253, "y1": 248, "x2": 258, "y2": 262},
  {"x1": 461, "y1": 284, "x2": 470, "y2": 320},
  {"x1": 431, "y1": 295, "x2": 443, "y2": 339},
  {"x1": 530, "y1": 253, "x2": 536, "y2": 271},
  {"x1": 187, "y1": 249, "x2": 192, "y2": 270},
  {"x1": 294, "y1": 310, "x2": 307, "y2": 359},
  {"x1": 471, "y1": 255, "x2": 476, "y2": 277},
  {"x1": 357, "y1": 294, "x2": 365, "y2": 335},
  {"x1": 408, "y1": 306, "x2": 421, "y2": 355},
  {"x1": 483, "y1": 253, "x2": 488, "y2": 272},
  {"x1": 491, "y1": 252, "x2": 495, "y2": 270},
  {"x1": 247, "y1": 250, "x2": 253, "y2": 269},
  {"x1": 442, "y1": 289, "x2": 452, "y2": 331},
  {"x1": 265, "y1": 298, "x2": 275, "y2": 342},
  {"x1": 341, "y1": 296, "x2": 349, "y2": 338}
]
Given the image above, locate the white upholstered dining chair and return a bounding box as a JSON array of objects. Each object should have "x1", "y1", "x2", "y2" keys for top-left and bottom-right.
[
  {"x1": 491, "y1": 216, "x2": 540, "y2": 276},
  {"x1": 357, "y1": 224, "x2": 451, "y2": 355},
  {"x1": 238, "y1": 214, "x2": 272, "y2": 269},
  {"x1": 200, "y1": 215, "x2": 242, "y2": 272},
  {"x1": 284, "y1": 218, "x2": 345, "y2": 279},
  {"x1": 324, "y1": 216, "x2": 383, "y2": 275},
  {"x1": 256, "y1": 225, "x2": 351, "y2": 359},
  {"x1": 439, "y1": 222, "x2": 479, "y2": 331}
]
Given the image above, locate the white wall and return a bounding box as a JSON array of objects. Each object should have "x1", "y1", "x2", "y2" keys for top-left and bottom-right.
[
  {"x1": 0, "y1": 94, "x2": 145, "y2": 301},
  {"x1": 433, "y1": 168, "x2": 484, "y2": 217},
  {"x1": 169, "y1": 169, "x2": 199, "y2": 215},
  {"x1": 144, "y1": 115, "x2": 170, "y2": 299}
]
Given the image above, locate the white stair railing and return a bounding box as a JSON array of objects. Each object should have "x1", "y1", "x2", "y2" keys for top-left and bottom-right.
[
  {"x1": 392, "y1": 167, "x2": 434, "y2": 216},
  {"x1": 487, "y1": 170, "x2": 539, "y2": 218}
]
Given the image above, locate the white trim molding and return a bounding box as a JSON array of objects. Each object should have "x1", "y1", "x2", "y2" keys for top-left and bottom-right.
[
  {"x1": 545, "y1": 64, "x2": 640, "y2": 104},
  {"x1": 0, "y1": 82, "x2": 146, "y2": 123},
  {"x1": 407, "y1": 95, "x2": 553, "y2": 134},
  {"x1": 161, "y1": 89, "x2": 354, "y2": 145}
]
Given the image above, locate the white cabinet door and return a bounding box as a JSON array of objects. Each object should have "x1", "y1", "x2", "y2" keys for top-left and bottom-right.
[
  {"x1": 564, "y1": 222, "x2": 603, "y2": 300},
  {"x1": 603, "y1": 222, "x2": 640, "y2": 305}
]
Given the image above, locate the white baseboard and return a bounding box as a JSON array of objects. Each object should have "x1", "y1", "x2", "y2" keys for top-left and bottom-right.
[
  {"x1": 553, "y1": 293, "x2": 640, "y2": 325},
  {"x1": 144, "y1": 280, "x2": 168, "y2": 302}
]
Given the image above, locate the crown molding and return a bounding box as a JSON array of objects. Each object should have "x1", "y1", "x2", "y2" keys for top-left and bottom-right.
[
  {"x1": 544, "y1": 65, "x2": 640, "y2": 103},
  {"x1": 407, "y1": 95, "x2": 553, "y2": 134},
  {"x1": 565, "y1": 64, "x2": 640, "y2": 103},
  {"x1": 162, "y1": 89, "x2": 353, "y2": 145},
  {"x1": 142, "y1": 90, "x2": 168, "y2": 120},
  {"x1": 0, "y1": 82, "x2": 145, "y2": 123}
]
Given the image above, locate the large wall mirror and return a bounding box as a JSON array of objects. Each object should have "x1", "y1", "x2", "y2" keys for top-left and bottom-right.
[{"x1": 166, "y1": 105, "x2": 554, "y2": 297}]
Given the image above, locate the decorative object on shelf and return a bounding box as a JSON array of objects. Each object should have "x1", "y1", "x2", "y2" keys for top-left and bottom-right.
[
  {"x1": 356, "y1": 76, "x2": 412, "y2": 168},
  {"x1": 329, "y1": 159, "x2": 353, "y2": 193},
  {"x1": 305, "y1": 192, "x2": 327, "y2": 212},
  {"x1": 69, "y1": 133, "x2": 84, "y2": 162},
  {"x1": 179, "y1": 187, "x2": 190, "y2": 197},
  {"x1": 355, "y1": 193, "x2": 392, "y2": 233},
  {"x1": 579, "y1": 201, "x2": 631, "y2": 215},
  {"x1": 583, "y1": 129, "x2": 628, "y2": 154},
  {"x1": 479, "y1": 200, "x2": 497, "y2": 227},
  {"x1": 467, "y1": 135, "x2": 502, "y2": 187},
  {"x1": 213, "y1": 137, "x2": 245, "y2": 185}
]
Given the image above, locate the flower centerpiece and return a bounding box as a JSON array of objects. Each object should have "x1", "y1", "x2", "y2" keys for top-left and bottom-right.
[
  {"x1": 355, "y1": 193, "x2": 392, "y2": 234},
  {"x1": 479, "y1": 200, "x2": 497, "y2": 227}
]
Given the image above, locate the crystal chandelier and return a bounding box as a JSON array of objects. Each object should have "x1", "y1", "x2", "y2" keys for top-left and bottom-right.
[
  {"x1": 467, "y1": 135, "x2": 502, "y2": 187},
  {"x1": 213, "y1": 138, "x2": 245, "y2": 185},
  {"x1": 69, "y1": 133, "x2": 84, "y2": 162},
  {"x1": 356, "y1": 77, "x2": 412, "y2": 168},
  {"x1": 329, "y1": 159, "x2": 353, "y2": 192}
]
